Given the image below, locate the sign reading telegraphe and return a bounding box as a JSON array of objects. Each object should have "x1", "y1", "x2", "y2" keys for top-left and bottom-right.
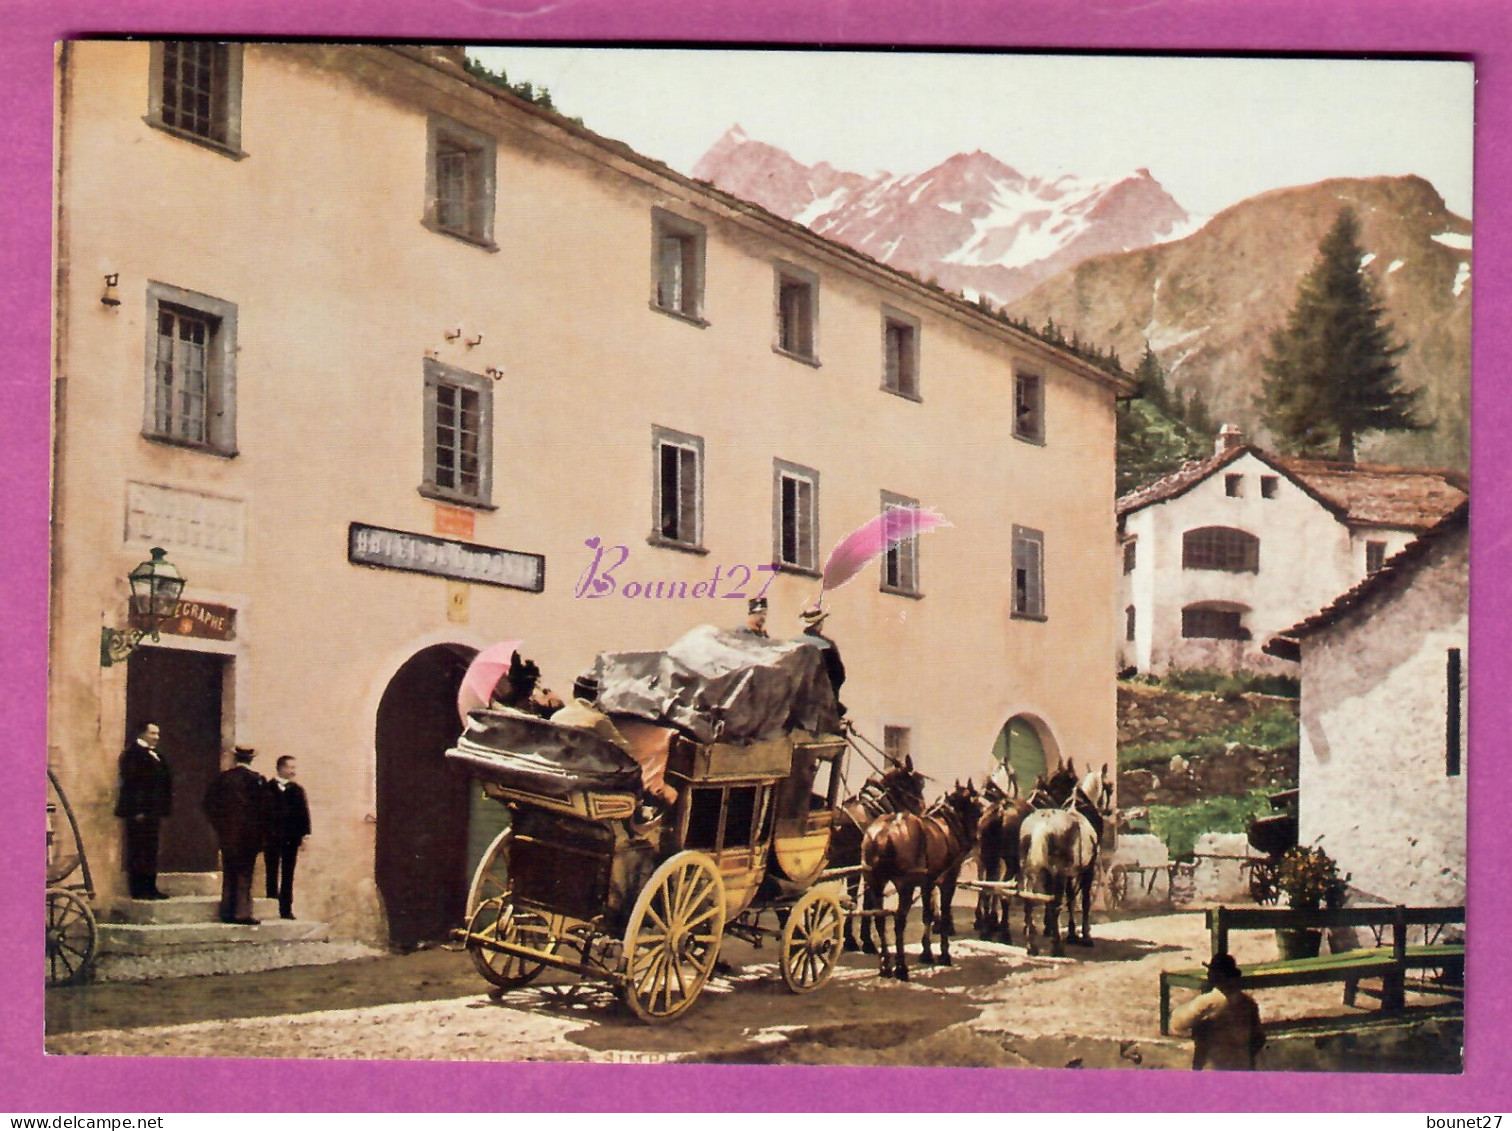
[{"x1": 348, "y1": 523, "x2": 544, "y2": 592}]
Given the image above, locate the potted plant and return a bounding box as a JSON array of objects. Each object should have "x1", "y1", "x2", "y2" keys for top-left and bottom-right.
[{"x1": 1274, "y1": 844, "x2": 1348, "y2": 959}]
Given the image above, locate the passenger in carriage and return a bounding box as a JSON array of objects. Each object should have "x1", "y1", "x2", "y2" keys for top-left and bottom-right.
[
  {"x1": 796, "y1": 602, "x2": 847, "y2": 718},
  {"x1": 733, "y1": 596, "x2": 770, "y2": 638},
  {"x1": 551, "y1": 672, "x2": 677, "y2": 820},
  {"x1": 487, "y1": 652, "x2": 561, "y2": 718}
]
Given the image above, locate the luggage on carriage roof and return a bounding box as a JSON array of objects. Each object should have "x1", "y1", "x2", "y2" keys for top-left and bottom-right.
[
  {"x1": 591, "y1": 624, "x2": 841, "y2": 745},
  {"x1": 448, "y1": 708, "x2": 642, "y2": 798}
]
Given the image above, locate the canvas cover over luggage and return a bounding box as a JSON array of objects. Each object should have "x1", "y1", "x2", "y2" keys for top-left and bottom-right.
[
  {"x1": 448, "y1": 708, "x2": 642, "y2": 798},
  {"x1": 592, "y1": 625, "x2": 842, "y2": 745}
]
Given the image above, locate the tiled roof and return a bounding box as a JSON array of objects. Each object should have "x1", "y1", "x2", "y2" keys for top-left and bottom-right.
[
  {"x1": 1263, "y1": 500, "x2": 1468, "y2": 660},
  {"x1": 1117, "y1": 441, "x2": 1467, "y2": 531},
  {"x1": 1276, "y1": 458, "x2": 1468, "y2": 531}
]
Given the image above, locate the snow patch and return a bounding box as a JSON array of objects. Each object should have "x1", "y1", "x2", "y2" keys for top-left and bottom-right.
[
  {"x1": 1387, "y1": 259, "x2": 1405, "y2": 273},
  {"x1": 1143, "y1": 321, "x2": 1206, "y2": 354},
  {"x1": 1432, "y1": 231, "x2": 1473, "y2": 251},
  {"x1": 1360, "y1": 253, "x2": 1377, "y2": 268},
  {"x1": 794, "y1": 186, "x2": 850, "y2": 227},
  {"x1": 1453, "y1": 262, "x2": 1471, "y2": 297}
]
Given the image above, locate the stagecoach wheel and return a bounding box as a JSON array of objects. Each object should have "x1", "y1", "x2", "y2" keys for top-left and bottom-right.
[
  {"x1": 621, "y1": 851, "x2": 725, "y2": 1024},
  {"x1": 466, "y1": 897, "x2": 556, "y2": 989},
  {"x1": 46, "y1": 888, "x2": 96, "y2": 987},
  {"x1": 780, "y1": 887, "x2": 844, "y2": 994},
  {"x1": 1250, "y1": 860, "x2": 1280, "y2": 906},
  {"x1": 466, "y1": 826, "x2": 515, "y2": 918},
  {"x1": 1106, "y1": 865, "x2": 1129, "y2": 911}
]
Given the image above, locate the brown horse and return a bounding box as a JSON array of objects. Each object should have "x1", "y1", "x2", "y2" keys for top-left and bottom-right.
[
  {"x1": 861, "y1": 780, "x2": 983, "y2": 981},
  {"x1": 829, "y1": 756, "x2": 928, "y2": 952},
  {"x1": 1018, "y1": 760, "x2": 1113, "y2": 955},
  {"x1": 973, "y1": 769, "x2": 1034, "y2": 944}
]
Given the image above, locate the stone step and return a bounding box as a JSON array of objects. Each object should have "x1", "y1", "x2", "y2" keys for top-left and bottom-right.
[
  {"x1": 93, "y1": 938, "x2": 384, "y2": 982},
  {"x1": 98, "y1": 917, "x2": 330, "y2": 955},
  {"x1": 109, "y1": 896, "x2": 281, "y2": 925},
  {"x1": 156, "y1": 872, "x2": 221, "y2": 897}
]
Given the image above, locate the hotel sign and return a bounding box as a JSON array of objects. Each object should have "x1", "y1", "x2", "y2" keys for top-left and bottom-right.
[{"x1": 348, "y1": 523, "x2": 544, "y2": 593}]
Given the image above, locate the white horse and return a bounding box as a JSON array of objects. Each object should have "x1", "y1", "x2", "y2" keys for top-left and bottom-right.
[{"x1": 1017, "y1": 760, "x2": 1113, "y2": 955}]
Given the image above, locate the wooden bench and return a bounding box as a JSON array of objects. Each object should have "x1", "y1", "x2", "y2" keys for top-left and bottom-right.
[{"x1": 1159, "y1": 904, "x2": 1464, "y2": 1035}]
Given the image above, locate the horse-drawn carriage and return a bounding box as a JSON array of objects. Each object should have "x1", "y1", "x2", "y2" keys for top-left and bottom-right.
[
  {"x1": 447, "y1": 627, "x2": 856, "y2": 1022},
  {"x1": 47, "y1": 768, "x2": 98, "y2": 986}
]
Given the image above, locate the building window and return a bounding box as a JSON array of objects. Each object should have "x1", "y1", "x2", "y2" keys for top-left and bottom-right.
[
  {"x1": 1366, "y1": 540, "x2": 1388, "y2": 574},
  {"x1": 1261, "y1": 475, "x2": 1279, "y2": 499},
  {"x1": 880, "y1": 491, "x2": 922, "y2": 596},
  {"x1": 421, "y1": 360, "x2": 493, "y2": 507},
  {"x1": 143, "y1": 282, "x2": 238, "y2": 455},
  {"x1": 146, "y1": 42, "x2": 245, "y2": 156},
  {"x1": 1013, "y1": 371, "x2": 1045, "y2": 443},
  {"x1": 773, "y1": 460, "x2": 820, "y2": 572},
  {"x1": 1446, "y1": 648, "x2": 1463, "y2": 777},
  {"x1": 1182, "y1": 604, "x2": 1250, "y2": 640},
  {"x1": 1225, "y1": 474, "x2": 1243, "y2": 498},
  {"x1": 1122, "y1": 537, "x2": 1137, "y2": 574},
  {"x1": 774, "y1": 262, "x2": 819, "y2": 362},
  {"x1": 424, "y1": 115, "x2": 497, "y2": 248},
  {"x1": 652, "y1": 209, "x2": 706, "y2": 322},
  {"x1": 882, "y1": 309, "x2": 920, "y2": 398},
  {"x1": 1125, "y1": 605, "x2": 1136, "y2": 643},
  {"x1": 884, "y1": 726, "x2": 912, "y2": 765},
  {"x1": 1182, "y1": 526, "x2": 1260, "y2": 572},
  {"x1": 1012, "y1": 526, "x2": 1046, "y2": 619},
  {"x1": 652, "y1": 426, "x2": 704, "y2": 549}
]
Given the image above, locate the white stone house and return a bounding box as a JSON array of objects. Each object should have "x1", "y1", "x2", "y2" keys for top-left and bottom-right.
[
  {"x1": 1117, "y1": 425, "x2": 1465, "y2": 675},
  {"x1": 1264, "y1": 504, "x2": 1467, "y2": 906}
]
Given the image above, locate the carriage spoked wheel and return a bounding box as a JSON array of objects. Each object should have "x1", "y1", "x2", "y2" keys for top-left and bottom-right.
[
  {"x1": 46, "y1": 888, "x2": 96, "y2": 987},
  {"x1": 780, "y1": 887, "x2": 844, "y2": 994},
  {"x1": 464, "y1": 829, "x2": 556, "y2": 989},
  {"x1": 621, "y1": 850, "x2": 725, "y2": 1023}
]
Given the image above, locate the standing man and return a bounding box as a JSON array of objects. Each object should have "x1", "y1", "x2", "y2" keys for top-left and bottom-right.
[
  {"x1": 203, "y1": 746, "x2": 267, "y2": 926},
  {"x1": 1170, "y1": 953, "x2": 1266, "y2": 1070},
  {"x1": 734, "y1": 597, "x2": 769, "y2": 638},
  {"x1": 797, "y1": 603, "x2": 847, "y2": 717},
  {"x1": 263, "y1": 755, "x2": 311, "y2": 921},
  {"x1": 115, "y1": 722, "x2": 172, "y2": 900}
]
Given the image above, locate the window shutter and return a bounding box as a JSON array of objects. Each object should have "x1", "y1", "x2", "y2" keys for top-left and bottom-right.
[{"x1": 679, "y1": 446, "x2": 699, "y2": 544}]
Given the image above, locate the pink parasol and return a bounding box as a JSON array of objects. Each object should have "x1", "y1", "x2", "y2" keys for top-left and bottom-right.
[
  {"x1": 457, "y1": 639, "x2": 523, "y2": 724},
  {"x1": 820, "y1": 506, "x2": 950, "y2": 594}
]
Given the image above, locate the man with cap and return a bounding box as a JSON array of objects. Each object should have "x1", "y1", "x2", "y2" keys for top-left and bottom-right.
[
  {"x1": 1169, "y1": 952, "x2": 1265, "y2": 1070},
  {"x1": 797, "y1": 602, "x2": 846, "y2": 716},
  {"x1": 552, "y1": 671, "x2": 677, "y2": 821},
  {"x1": 734, "y1": 597, "x2": 769, "y2": 638},
  {"x1": 203, "y1": 746, "x2": 268, "y2": 925}
]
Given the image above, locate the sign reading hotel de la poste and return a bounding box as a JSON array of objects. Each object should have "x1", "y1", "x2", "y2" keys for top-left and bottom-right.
[{"x1": 348, "y1": 523, "x2": 545, "y2": 592}]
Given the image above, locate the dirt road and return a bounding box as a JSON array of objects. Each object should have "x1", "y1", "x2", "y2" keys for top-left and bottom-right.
[{"x1": 45, "y1": 910, "x2": 1460, "y2": 1071}]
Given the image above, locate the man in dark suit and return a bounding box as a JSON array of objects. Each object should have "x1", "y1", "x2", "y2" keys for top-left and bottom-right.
[
  {"x1": 263, "y1": 755, "x2": 311, "y2": 921},
  {"x1": 115, "y1": 721, "x2": 172, "y2": 900},
  {"x1": 203, "y1": 746, "x2": 267, "y2": 925}
]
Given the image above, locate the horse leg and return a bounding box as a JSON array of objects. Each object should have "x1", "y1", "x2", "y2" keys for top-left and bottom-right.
[
  {"x1": 1048, "y1": 879, "x2": 1066, "y2": 959},
  {"x1": 1022, "y1": 870, "x2": 1041, "y2": 958},
  {"x1": 919, "y1": 883, "x2": 937, "y2": 966},
  {"x1": 865, "y1": 879, "x2": 891, "y2": 978},
  {"x1": 843, "y1": 872, "x2": 861, "y2": 952},
  {"x1": 1077, "y1": 865, "x2": 1094, "y2": 945},
  {"x1": 860, "y1": 872, "x2": 879, "y2": 955},
  {"x1": 893, "y1": 885, "x2": 913, "y2": 981},
  {"x1": 938, "y1": 872, "x2": 959, "y2": 966},
  {"x1": 998, "y1": 852, "x2": 1016, "y2": 945}
]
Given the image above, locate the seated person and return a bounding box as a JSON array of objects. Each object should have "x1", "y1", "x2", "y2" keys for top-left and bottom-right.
[
  {"x1": 552, "y1": 673, "x2": 678, "y2": 818},
  {"x1": 489, "y1": 652, "x2": 543, "y2": 712}
]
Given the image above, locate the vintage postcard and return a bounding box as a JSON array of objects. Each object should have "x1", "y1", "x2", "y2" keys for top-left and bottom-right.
[{"x1": 11, "y1": 3, "x2": 1507, "y2": 1116}]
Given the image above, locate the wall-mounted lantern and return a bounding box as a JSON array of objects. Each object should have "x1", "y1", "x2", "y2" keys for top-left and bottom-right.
[{"x1": 100, "y1": 548, "x2": 186, "y2": 667}]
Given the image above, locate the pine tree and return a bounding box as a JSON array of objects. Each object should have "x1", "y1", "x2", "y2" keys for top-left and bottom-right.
[{"x1": 1260, "y1": 207, "x2": 1424, "y2": 463}]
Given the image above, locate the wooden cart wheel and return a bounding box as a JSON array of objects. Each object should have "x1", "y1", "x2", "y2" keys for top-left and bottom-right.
[
  {"x1": 46, "y1": 888, "x2": 96, "y2": 987},
  {"x1": 466, "y1": 897, "x2": 555, "y2": 989},
  {"x1": 1106, "y1": 864, "x2": 1129, "y2": 911},
  {"x1": 780, "y1": 887, "x2": 844, "y2": 994},
  {"x1": 466, "y1": 826, "x2": 514, "y2": 919},
  {"x1": 621, "y1": 851, "x2": 725, "y2": 1023}
]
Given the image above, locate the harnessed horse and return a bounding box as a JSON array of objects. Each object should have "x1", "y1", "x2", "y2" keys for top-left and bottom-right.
[
  {"x1": 829, "y1": 756, "x2": 927, "y2": 952},
  {"x1": 861, "y1": 780, "x2": 983, "y2": 981},
  {"x1": 973, "y1": 766, "x2": 1035, "y2": 944},
  {"x1": 1017, "y1": 760, "x2": 1114, "y2": 956}
]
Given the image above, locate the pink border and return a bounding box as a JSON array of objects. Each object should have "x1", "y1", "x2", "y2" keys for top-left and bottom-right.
[{"x1": 5, "y1": 0, "x2": 1507, "y2": 1112}]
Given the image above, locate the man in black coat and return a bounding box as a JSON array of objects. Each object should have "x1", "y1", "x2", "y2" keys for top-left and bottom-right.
[
  {"x1": 797, "y1": 604, "x2": 847, "y2": 717},
  {"x1": 115, "y1": 722, "x2": 172, "y2": 900},
  {"x1": 263, "y1": 755, "x2": 311, "y2": 921},
  {"x1": 203, "y1": 746, "x2": 267, "y2": 925}
]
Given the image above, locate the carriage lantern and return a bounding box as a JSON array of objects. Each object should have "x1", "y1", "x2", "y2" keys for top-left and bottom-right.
[{"x1": 100, "y1": 547, "x2": 186, "y2": 667}]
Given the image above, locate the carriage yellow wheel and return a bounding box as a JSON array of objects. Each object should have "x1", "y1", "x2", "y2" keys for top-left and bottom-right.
[
  {"x1": 463, "y1": 829, "x2": 556, "y2": 988},
  {"x1": 621, "y1": 851, "x2": 725, "y2": 1023},
  {"x1": 780, "y1": 887, "x2": 844, "y2": 994},
  {"x1": 46, "y1": 888, "x2": 96, "y2": 987}
]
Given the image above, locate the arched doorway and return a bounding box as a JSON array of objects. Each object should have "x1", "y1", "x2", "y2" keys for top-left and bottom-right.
[
  {"x1": 375, "y1": 643, "x2": 476, "y2": 948},
  {"x1": 992, "y1": 714, "x2": 1053, "y2": 791}
]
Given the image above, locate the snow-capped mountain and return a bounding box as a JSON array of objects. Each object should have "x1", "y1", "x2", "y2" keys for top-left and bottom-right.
[{"x1": 692, "y1": 125, "x2": 1195, "y2": 305}]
